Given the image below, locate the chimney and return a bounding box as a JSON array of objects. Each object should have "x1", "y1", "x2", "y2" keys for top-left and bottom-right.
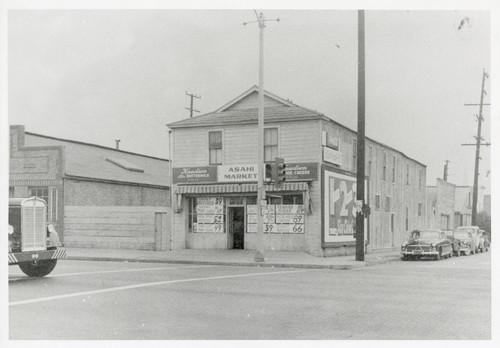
[
  {"x1": 115, "y1": 140, "x2": 121, "y2": 150},
  {"x1": 443, "y1": 160, "x2": 449, "y2": 181}
]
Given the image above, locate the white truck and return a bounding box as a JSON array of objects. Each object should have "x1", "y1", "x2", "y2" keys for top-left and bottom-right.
[{"x1": 8, "y1": 197, "x2": 66, "y2": 277}]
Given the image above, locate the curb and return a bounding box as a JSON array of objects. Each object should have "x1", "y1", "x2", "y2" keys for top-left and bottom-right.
[{"x1": 65, "y1": 255, "x2": 401, "y2": 270}]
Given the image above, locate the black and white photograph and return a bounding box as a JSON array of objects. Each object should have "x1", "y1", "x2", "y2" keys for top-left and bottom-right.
[{"x1": 1, "y1": 0, "x2": 498, "y2": 344}]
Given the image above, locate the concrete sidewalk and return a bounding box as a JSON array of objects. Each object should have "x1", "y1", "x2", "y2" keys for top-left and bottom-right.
[{"x1": 64, "y1": 247, "x2": 402, "y2": 270}]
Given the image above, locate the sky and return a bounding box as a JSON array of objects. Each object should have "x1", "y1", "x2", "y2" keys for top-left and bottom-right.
[{"x1": 3, "y1": 2, "x2": 496, "y2": 196}]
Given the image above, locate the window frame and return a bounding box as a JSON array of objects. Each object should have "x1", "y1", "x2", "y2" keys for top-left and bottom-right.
[
  {"x1": 264, "y1": 127, "x2": 279, "y2": 163},
  {"x1": 208, "y1": 130, "x2": 223, "y2": 165}
]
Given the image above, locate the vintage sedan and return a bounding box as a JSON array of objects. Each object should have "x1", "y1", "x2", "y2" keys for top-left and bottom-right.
[
  {"x1": 401, "y1": 229, "x2": 453, "y2": 260},
  {"x1": 456, "y1": 226, "x2": 481, "y2": 253},
  {"x1": 453, "y1": 230, "x2": 476, "y2": 256}
]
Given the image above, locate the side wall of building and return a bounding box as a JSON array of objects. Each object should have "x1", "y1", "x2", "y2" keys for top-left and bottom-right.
[
  {"x1": 63, "y1": 179, "x2": 170, "y2": 250},
  {"x1": 321, "y1": 120, "x2": 427, "y2": 252}
]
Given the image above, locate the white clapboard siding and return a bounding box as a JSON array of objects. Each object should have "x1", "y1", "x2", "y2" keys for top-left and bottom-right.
[
  {"x1": 64, "y1": 206, "x2": 166, "y2": 250},
  {"x1": 174, "y1": 121, "x2": 320, "y2": 167}
]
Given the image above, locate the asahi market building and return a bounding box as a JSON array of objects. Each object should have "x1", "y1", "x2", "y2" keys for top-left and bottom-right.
[{"x1": 168, "y1": 86, "x2": 426, "y2": 256}]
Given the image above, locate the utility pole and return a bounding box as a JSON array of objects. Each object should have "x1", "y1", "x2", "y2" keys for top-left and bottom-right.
[
  {"x1": 443, "y1": 160, "x2": 449, "y2": 181},
  {"x1": 355, "y1": 9, "x2": 366, "y2": 262},
  {"x1": 185, "y1": 91, "x2": 201, "y2": 118},
  {"x1": 244, "y1": 11, "x2": 279, "y2": 262},
  {"x1": 461, "y1": 69, "x2": 489, "y2": 225}
]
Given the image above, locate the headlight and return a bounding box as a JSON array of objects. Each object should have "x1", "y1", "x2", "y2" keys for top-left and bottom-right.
[{"x1": 8, "y1": 225, "x2": 14, "y2": 235}]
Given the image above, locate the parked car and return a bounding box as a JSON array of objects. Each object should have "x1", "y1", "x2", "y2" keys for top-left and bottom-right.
[
  {"x1": 444, "y1": 230, "x2": 461, "y2": 257},
  {"x1": 456, "y1": 226, "x2": 481, "y2": 253},
  {"x1": 401, "y1": 229, "x2": 453, "y2": 261},
  {"x1": 452, "y1": 230, "x2": 476, "y2": 256}
]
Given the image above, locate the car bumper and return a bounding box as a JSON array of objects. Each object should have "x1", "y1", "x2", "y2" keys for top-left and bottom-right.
[
  {"x1": 8, "y1": 249, "x2": 66, "y2": 265},
  {"x1": 401, "y1": 250, "x2": 438, "y2": 256}
]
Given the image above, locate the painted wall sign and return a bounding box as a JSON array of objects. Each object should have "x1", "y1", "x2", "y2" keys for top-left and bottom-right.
[
  {"x1": 10, "y1": 157, "x2": 49, "y2": 174},
  {"x1": 217, "y1": 164, "x2": 258, "y2": 182},
  {"x1": 172, "y1": 166, "x2": 217, "y2": 184},
  {"x1": 323, "y1": 147, "x2": 343, "y2": 166},
  {"x1": 323, "y1": 170, "x2": 367, "y2": 244}
]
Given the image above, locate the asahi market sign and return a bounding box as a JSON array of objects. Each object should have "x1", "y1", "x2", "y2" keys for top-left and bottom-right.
[
  {"x1": 173, "y1": 166, "x2": 217, "y2": 184},
  {"x1": 217, "y1": 164, "x2": 258, "y2": 182}
]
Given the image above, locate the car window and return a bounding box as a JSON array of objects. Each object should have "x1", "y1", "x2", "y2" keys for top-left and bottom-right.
[{"x1": 419, "y1": 231, "x2": 439, "y2": 239}]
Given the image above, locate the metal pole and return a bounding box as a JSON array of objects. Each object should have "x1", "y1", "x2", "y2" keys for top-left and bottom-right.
[
  {"x1": 471, "y1": 69, "x2": 487, "y2": 225},
  {"x1": 255, "y1": 12, "x2": 266, "y2": 262},
  {"x1": 355, "y1": 9, "x2": 366, "y2": 261}
]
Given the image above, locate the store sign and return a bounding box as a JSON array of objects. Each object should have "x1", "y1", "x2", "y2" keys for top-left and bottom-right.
[
  {"x1": 323, "y1": 147, "x2": 343, "y2": 166},
  {"x1": 174, "y1": 162, "x2": 319, "y2": 184},
  {"x1": 217, "y1": 164, "x2": 258, "y2": 182},
  {"x1": 10, "y1": 157, "x2": 49, "y2": 174},
  {"x1": 173, "y1": 166, "x2": 217, "y2": 183},
  {"x1": 285, "y1": 163, "x2": 318, "y2": 181}
]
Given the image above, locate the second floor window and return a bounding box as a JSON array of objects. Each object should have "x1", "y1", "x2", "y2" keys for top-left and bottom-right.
[
  {"x1": 209, "y1": 131, "x2": 223, "y2": 165},
  {"x1": 264, "y1": 128, "x2": 278, "y2": 162}
]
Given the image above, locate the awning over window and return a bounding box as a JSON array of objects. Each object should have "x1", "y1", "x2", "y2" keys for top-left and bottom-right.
[{"x1": 175, "y1": 181, "x2": 309, "y2": 194}]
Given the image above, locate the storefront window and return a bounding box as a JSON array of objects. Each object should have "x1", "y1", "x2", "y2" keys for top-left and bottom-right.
[
  {"x1": 189, "y1": 197, "x2": 225, "y2": 233},
  {"x1": 247, "y1": 194, "x2": 305, "y2": 234}
]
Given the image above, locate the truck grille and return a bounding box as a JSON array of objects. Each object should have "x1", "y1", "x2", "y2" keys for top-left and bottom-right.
[{"x1": 22, "y1": 205, "x2": 46, "y2": 251}]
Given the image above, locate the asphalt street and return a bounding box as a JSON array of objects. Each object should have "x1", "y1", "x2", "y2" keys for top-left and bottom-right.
[{"x1": 9, "y1": 251, "x2": 491, "y2": 340}]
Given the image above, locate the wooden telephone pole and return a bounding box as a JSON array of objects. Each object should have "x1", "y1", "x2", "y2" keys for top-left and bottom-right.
[
  {"x1": 461, "y1": 69, "x2": 490, "y2": 225},
  {"x1": 244, "y1": 11, "x2": 279, "y2": 262},
  {"x1": 185, "y1": 91, "x2": 201, "y2": 118},
  {"x1": 355, "y1": 10, "x2": 366, "y2": 261}
]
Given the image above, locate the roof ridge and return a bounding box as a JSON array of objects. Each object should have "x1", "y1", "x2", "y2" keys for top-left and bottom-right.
[{"x1": 25, "y1": 132, "x2": 169, "y2": 162}]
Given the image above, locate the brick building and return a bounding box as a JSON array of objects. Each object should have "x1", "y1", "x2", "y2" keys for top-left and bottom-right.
[
  {"x1": 9, "y1": 125, "x2": 171, "y2": 250},
  {"x1": 167, "y1": 86, "x2": 427, "y2": 256}
]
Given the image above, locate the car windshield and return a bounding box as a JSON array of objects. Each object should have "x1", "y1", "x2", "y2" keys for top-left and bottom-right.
[
  {"x1": 454, "y1": 231, "x2": 470, "y2": 239},
  {"x1": 417, "y1": 231, "x2": 440, "y2": 239},
  {"x1": 457, "y1": 227, "x2": 476, "y2": 235}
]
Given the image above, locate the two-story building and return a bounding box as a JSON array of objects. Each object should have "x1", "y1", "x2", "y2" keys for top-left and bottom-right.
[
  {"x1": 9, "y1": 125, "x2": 171, "y2": 251},
  {"x1": 167, "y1": 86, "x2": 427, "y2": 256}
]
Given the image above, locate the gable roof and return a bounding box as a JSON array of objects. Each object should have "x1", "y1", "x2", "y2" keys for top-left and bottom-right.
[
  {"x1": 167, "y1": 85, "x2": 327, "y2": 129},
  {"x1": 23, "y1": 132, "x2": 170, "y2": 188},
  {"x1": 167, "y1": 86, "x2": 426, "y2": 168}
]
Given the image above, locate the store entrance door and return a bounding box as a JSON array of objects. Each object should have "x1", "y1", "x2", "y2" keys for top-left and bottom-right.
[{"x1": 228, "y1": 207, "x2": 245, "y2": 249}]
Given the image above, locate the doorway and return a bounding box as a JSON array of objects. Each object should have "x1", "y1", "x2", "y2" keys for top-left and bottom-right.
[{"x1": 228, "y1": 207, "x2": 245, "y2": 249}]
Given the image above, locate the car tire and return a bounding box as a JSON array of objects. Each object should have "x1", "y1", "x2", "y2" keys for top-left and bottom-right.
[{"x1": 18, "y1": 259, "x2": 58, "y2": 277}]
